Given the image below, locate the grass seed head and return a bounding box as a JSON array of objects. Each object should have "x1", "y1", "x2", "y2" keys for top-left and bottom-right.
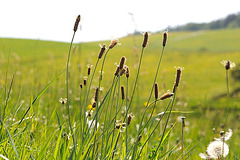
[
  {"x1": 221, "y1": 60, "x2": 235, "y2": 70},
  {"x1": 121, "y1": 85, "x2": 125, "y2": 100},
  {"x1": 127, "y1": 114, "x2": 132, "y2": 125},
  {"x1": 142, "y1": 32, "x2": 149, "y2": 48},
  {"x1": 84, "y1": 79, "x2": 87, "y2": 86},
  {"x1": 173, "y1": 67, "x2": 183, "y2": 93},
  {"x1": 119, "y1": 56, "x2": 126, "y2": 69},
  {"x1": 92, "y1": 101, "x2": 96, "y2": 108},
  {"x1": 109, "y1": 39, "x2": 118, "y2": 49},
  {"x1": 120, "y1": 68, "x2": 126, "y2": 76},
  {"x1": 181, "y1": 116, "x2": 186, "y2": 127},
  {"x1": 114, "y1": 66, "x2": 120, "y2": 76},
  {"x1": 154, "y1": 82, "x2": 159, "y2": 99},
  {"x1": 126, "y1": 67, "x2": 130, "y2": 78},
  {"x1": 73, "y1": 15, "x2": 81, "y2": 32},
  {"x1": 162, "y1": 31, "x2": 168, "y2": 46},
  {"x1": 98, "y1": 44, "x2": 106, "y2": 59},
  {"x1": 80, "y1": 83, "x2": 83, "y2": 88},
  {"x1": 138, "y1": 135, "x2": 142, "y2": 142},
  {"x1": 94, "y1": 87, "x2": 99, "y2": 101},
  {"x1": 160, "y1": 92, "x2": 174, "y2": 100},
  {"x1": 88, "y1": 67, "x2": 91, "y2": 76}
]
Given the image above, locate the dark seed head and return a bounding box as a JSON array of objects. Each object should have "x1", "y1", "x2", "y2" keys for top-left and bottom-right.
[
  {"x1": 138, "y1": 135, "x2": 142, "y2": 142},
  {"x1": 172, "y1": 67, "x2": 182, "y2": 93},
  {"x1": 98, "y1": 44, "x2": 106, "y2": 59},
  {"x1": 120, "y1": 68, "x2": 126, "y2": 76},
  {"x1": 162, "y1": 32, "x2": 168, "y2": 47},
  {"x1": 225, "y1": 60, "x2": 230, "y2": 70},
  {"x1": 73, "y1": 15, "x2": 81, "y2": 32},
  {"x1": 126, "y1": 67, "x2": 130, "y2": 78},
  {"x1": 84, "y1": 79, "x2": 87, "y2": 86},
  {"x1": 92, "y1": 101, "x2": 96, "y2": 108},
  {"x1": 160, "y1": 92, "x2": 174, "y2": 100},
  {"x1": 119, "y1": 56, "x2": 126, "y2": 69},
  {"x1": 80, "y1": 83, "x2": 83, "y2": 89},
  {"x1": 88, "y1": 67, "x2": 91, "y2": 76},
  {"x1": 142, "y1": 32, "x2": 148, "y2": 48},
  {"x1": 121, "y1": 85, "x2": 125, "y2": 100},
  {"x1": 94, "y1": 87, "x2": 99, "y2": 101},
  {"x1": 154, "y1": 82, "x2": 159, "y2": 99},
  {"x1": 109, "y1": 39, "x2": 118, "y2": 49},
  {"x1": 127, "y1": 114, "x2": 132, "y2": 125},
  {"x1": 114, "y1": 66, "x2": 120, "y2": 76}
]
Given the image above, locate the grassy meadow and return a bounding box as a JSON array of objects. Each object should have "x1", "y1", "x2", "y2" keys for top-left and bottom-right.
[{"x1": 0, "y1": 28, "x2": 239, "y2": 159}]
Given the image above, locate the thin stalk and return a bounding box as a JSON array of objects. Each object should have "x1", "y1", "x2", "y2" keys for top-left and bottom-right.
[
  {"x1": 2, "y1": 73, "x2": 15, "y2": 121},
  {"x1": 82, "y1": 58, "x2": 99, "y2": 145},
  {"x1": 137, "y1": 99, "x2": 172, "y2": 158},
  {"x1": 128, "y1": 47, "x2": 144, "y2": 108},
  {"x1": 151, "y1": 95, "x2": 176, "y2": 160},
  {"x1": 182, "y1": 120, "x2": 184, "y2": 160},
  {"x1": 125, "y1": 78, "x2": 129, "y2": 154},
  {"x1": 137, "y1": 47, "x2": 165, "y2": 132},
  {"x1": 92, "y1": 48, "x2": 110, "y2": 158},
  {"x1": 66, "y1": 31, "x2": 76, "y2": 153},
  {"x1": 111, "y1": 75, "x2": 121, "y2": 151},
  {"x1": 222, "y1": 69, "x2": 230, "y2": 159},
  {"x1": 132, "y1": 46, "x2": 165, "y2": 159}
]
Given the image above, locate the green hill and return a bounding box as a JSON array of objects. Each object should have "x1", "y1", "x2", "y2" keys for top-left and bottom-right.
[{"x1": 0, "y1": 29, "x2": 239, "y2": 106}]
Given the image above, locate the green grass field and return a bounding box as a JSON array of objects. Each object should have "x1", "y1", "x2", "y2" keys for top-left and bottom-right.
[{"x1": 0, "y1": 28, "x2": 239, "y2": 159}]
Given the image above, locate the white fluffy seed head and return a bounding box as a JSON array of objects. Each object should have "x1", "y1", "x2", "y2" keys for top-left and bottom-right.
[{"x1": 207, "y1": 141, "x2": 229, "y2": 159}]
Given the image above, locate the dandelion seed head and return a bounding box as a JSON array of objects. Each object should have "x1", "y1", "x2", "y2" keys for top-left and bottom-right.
[{"x1": 206, "y1": 141, "x2": 229, "y2": 159}]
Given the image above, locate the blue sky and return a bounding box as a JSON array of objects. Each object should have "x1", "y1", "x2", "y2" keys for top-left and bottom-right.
[{"x1": 0, "y1": 0, "x2": 240, "y2": 42}]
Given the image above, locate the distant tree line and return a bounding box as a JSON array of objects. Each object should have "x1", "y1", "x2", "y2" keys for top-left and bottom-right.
[{"x1": 168, "y1": 12, "x2": 240, "y2": 31}]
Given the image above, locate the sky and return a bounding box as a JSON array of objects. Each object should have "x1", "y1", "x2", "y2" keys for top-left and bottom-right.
[{"x1": 0, "y1": 0, "x2": 240, "y2": 42}]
